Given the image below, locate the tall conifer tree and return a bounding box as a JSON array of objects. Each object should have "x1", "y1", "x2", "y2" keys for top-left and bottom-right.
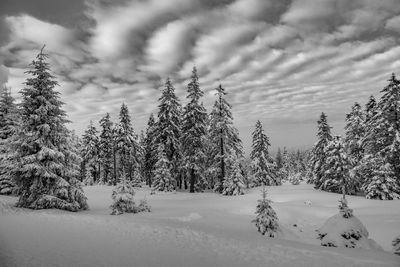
[
  {"x1": 250, "y1": 120, "x2": 280, "y2": 186},
  {"x1": 0, "y1": 87, "x2": 19, "y2": 194},
  {"x1": 99, "y1": 113, "x2": 114, "y2": 184},
  {"x1": 208, "y1": 84, "x2": 243, "y2": 193},
  {"x1": 182, "y1": 67, "x2": 208, "y2": 192},
  {"x1": 12, "y1": 47, "x2": 87, "y2": 211},
  {"x1": 156, "y1": 78, "x2": 182, "y2": 189},
  {"x1": 310, "y1": 112, "x2": 332, "y2": 188}
]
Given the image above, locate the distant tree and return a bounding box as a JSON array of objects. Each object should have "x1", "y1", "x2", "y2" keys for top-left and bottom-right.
[
  {"x1": 82, "y1": 120, "x2": 100, "y2": 182},
  {"x1": 0, "y1": 86, "x2": 19, "y2": 194},
  {"x1": 152, "y1": 144, "x2": 175, "y2": 192},
  {"x1": 275, "y1": 148, "x2": 283, "y2": 169},
  {"x1": 143, "y1": 113, "x2": 158, "y2": 187},
  {"x1": 250, "y1": 120, "x2": 280, "y2": 186},
  {"x1": 310, "y1": 112, "x2": 332, "y2": 188},
  {"x1": 208, "y1": 84, "x2": 243, "y2": 193},
  {"x1": 222, "y1": 150, "x2": 245, "y2": 196},
  {"x1": 99, "y1": 113, "x2": 114, "y2": 184},
  {"x1": 12, "y1": 47, "x2": 87, "y2": 211},
  {"x1": 320, "y1": 136, "x2": 353, "y2": 194},
  {"x1": 115, "y1": 103, "x2": 141, "y2": 180},
  {"x1": 181, "y1": 67, "x2": 208, "y2": 192},
  {"x1": 344, "y1": 103, "x2": 365, "y2": 165},
  {"x1": 156, "y1": 78, "x2": 182, "y2": 189},
  {"x1": 252, "y1": 187, "x2": 279, "y2": 237}
]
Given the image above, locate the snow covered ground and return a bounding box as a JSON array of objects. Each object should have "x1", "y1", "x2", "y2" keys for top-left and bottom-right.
[{"x1": 0, "y1": 183, "x2": 399, "y2": 267}]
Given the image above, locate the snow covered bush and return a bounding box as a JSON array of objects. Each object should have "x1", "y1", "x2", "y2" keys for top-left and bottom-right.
[
  {"x1": 110, "y1": 172, "x2": 150, "y2": 215},
  {"x1": 222, "y1": 158, "x2": 245, "y2": 196},
  {"x1": 252, "y1": 187, "x2": 279, "y2": 237},
  {"x1": 317, "y1": 197, "x2": 380, "y2": 249},
  {"x1": 393, "y1": 235, "x2": 400, "y2": 256}
]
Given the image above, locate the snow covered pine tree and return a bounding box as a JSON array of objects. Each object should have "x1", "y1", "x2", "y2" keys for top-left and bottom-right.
[
  {"x1": 12, "y1": 47, "x2": 88, "y2": 211},
  {"x1": 0, "y1": 86, "x2": 19, "y2": 194},
  {"x1": 182, "y1": 66, "x2": 208, "y2": 192},
  {"x1": 252, "y1": 187, "x2": 279, "y2": 237},
  {"x1": 152, "y1": 144, "x2": 175, "y2": 192},
  {"x1": 250, "y1": 120, "x2": 280, "y2": 186},
  {"x1": 222, "y1": 150, "x2": 246, "y2": 196},
  {"x1": 110, "y1": 170, "x2": 150, "y2": 215}
]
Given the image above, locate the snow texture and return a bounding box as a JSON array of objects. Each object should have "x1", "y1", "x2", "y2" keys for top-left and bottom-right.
[{"x1": 0, "y1": 183, "x2": 399, "y2": 267}]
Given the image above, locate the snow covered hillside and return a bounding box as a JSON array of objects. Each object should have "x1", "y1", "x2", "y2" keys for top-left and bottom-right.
[{"x1": 1, "y1": 183, "x2": 399, "y2": 267}]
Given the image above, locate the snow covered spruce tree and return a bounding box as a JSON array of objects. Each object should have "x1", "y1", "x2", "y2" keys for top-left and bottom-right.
[
  {"x1": 155, "y1": 78, "x2": 182, "y2": 189},
  {"x1": 222, "y1": 149, "x2": 245, "y2": 195},
  {"x1": 143, "y1": 113, "x2": 158, "y2": 187},
  {"x1": 250, "y1": 120, "x2": 280, "y2": 186},
  {"x1": 82, "y1": 120, "x2": 100, "y2": 183},
  {"x1": 182, "y1": 67, "x2": 208, "y2": 192},
  {"x1": 374, "y1": 74, "x2": 400, "y2": 186},
  {"x1": 310, "y1": 112, "x2": 332, "y2": 188},
  {"x1": 320, "y1": 136, "x2": 354, "y2": 194},
  {"x1": 252, "y1": 187, "x2": 279, "y2": 237},
  {"x1": 110, "y1": 169, "x2": 150, "y2": 215},
  {"x1": 317, "y1": 197, "x2": 379, "y2": 249},
  {"x1": 0, "y1": 86, "x2": 19, "y2": 194},
  {"x1": 208, "y1": 84, "x2": 243, "y2": 193},
  {"x1": 344, "y1": 102, "x2": 365, "y2": 165},
  {"x1": 115, "y1": 103, "x2": 141, "y2": 181},
  {"x1": 152, "y1": 144, "x2": 175, "y2": 192},
  {"x1": 99, "y1": 113, "x2": 114, "y2": 185},
  {"x1": 358, "y1": 156, "x2": 400, "y2": 200},
  {"x1": 358, "y1": 74, "x2": 400, "y2": 199},
  {"x1": 12, "y1": 47, "x2": 88, "y2": 211}
]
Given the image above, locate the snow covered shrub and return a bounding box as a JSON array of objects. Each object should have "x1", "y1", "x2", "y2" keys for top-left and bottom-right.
[
  {"x1": 393, "y1": 235, "x2": 400, "y2": 256},
  {"x1": 110, "y1": 172, "x2": 151, "y2": 215},
  {"x1": 252, "y1": 187, "x2": 279, "y2": 237},
  {"x1": 317, "y1": 197, "x2": 380, "y2": 249}
]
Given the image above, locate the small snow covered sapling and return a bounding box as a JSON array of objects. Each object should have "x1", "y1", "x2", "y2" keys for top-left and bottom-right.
[
  {"x1": 393, "y1": 235, "x2": 400, "y2": 256},
  {"x1": 110, "y1": 171, "x2": 151, "y2": 215},
  {"x1": 317, "y1": 196, "x2": 379, "y2": 249},
  {"x1": 252, "y1": 187, "x2": 279, "y2": 237}
]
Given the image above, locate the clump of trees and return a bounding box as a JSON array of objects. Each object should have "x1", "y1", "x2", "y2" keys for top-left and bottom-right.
[{"x1": 308, "y1": 73, "x2": 400, "y2": 200}]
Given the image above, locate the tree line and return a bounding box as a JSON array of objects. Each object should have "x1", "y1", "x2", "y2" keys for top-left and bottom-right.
[
  {"x1": 308, "y1": 73, "x2": 400, "y2": 200},
  {"x1": 0, "y1": 48, "x2": 285, "y2": 211}
]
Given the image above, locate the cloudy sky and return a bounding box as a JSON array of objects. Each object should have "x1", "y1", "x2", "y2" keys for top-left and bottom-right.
[{"x1": 0, "y1": 0, "x2": 400, "y2": 153}]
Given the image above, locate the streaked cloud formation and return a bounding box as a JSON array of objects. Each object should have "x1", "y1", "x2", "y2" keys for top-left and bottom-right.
[{"x1": 1, "y1": 0, "x2": 400, "y2": 152}]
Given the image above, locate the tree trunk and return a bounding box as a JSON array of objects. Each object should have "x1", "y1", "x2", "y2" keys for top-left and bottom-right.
[
  {"x1": 189, "y1": 168, "x2": 195, "y2": 193},
  {"x1": 219, "y1": 134, "x2": 225, "y2": 193}
]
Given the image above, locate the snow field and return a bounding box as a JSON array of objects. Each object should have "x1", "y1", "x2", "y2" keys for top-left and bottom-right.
[{"x1": 0, "y1": 183, "x2": 399, "y2": 267}]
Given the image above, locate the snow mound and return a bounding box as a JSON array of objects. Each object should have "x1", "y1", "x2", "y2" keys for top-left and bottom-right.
[
  {"x1": 317, "y1": 213, "x2": 382, "y2": 250},
  {"x1": 175, "y1": 212, "x2": 203, "y2": 222}
]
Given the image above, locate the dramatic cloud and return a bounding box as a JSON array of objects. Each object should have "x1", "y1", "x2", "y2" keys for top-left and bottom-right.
[{"x1": 1, "y1": 0, "x2": 400, "y2": 152}]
